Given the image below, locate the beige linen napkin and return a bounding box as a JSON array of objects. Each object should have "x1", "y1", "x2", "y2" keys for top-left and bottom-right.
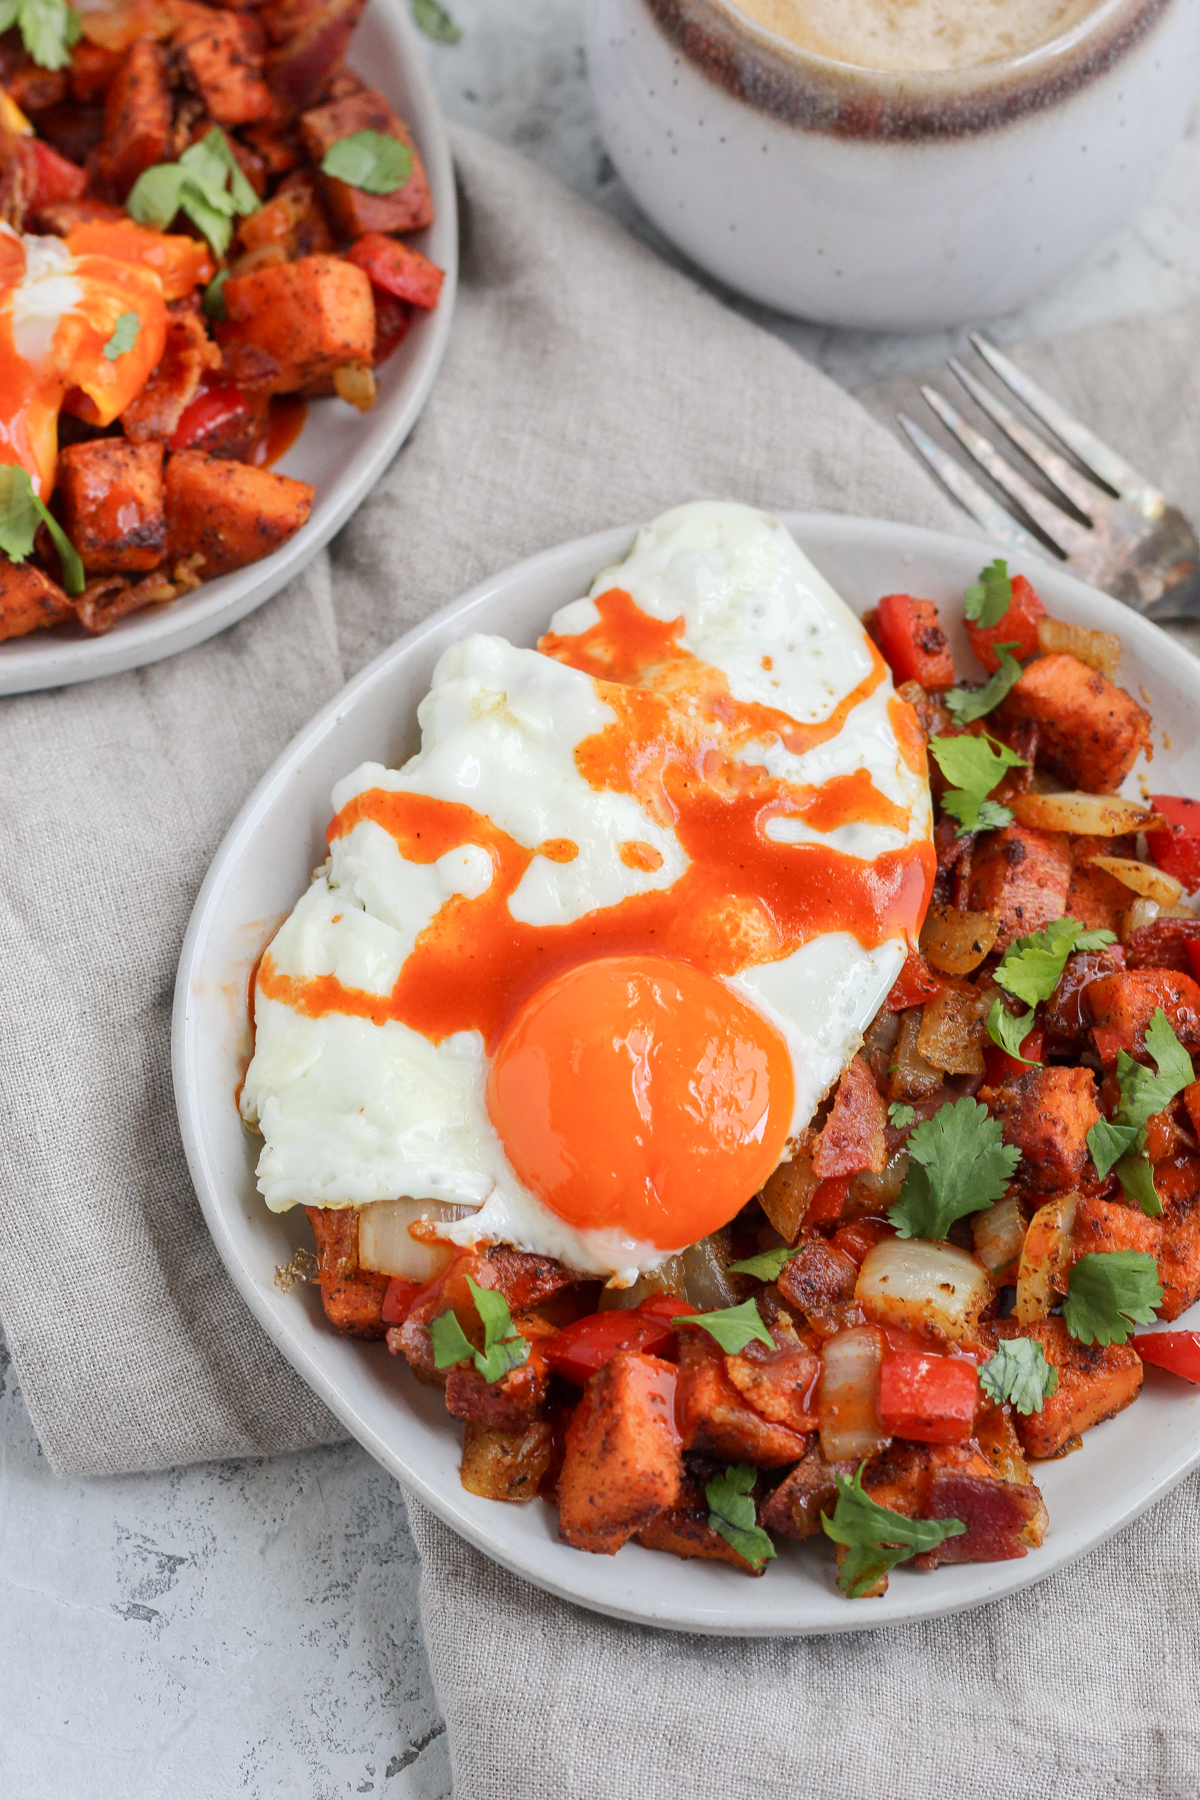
[{"x1": 4, "y1": 119, "x2": 1200, "y2": 1799}]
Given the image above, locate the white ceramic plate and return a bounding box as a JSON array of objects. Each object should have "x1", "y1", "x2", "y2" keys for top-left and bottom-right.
[
  {"x1": 0, "y1": 0, "x2": 456, "y2": 697},
  {"x1": 174, "y1": 513, "x2": 1200, "y2": 1635}
]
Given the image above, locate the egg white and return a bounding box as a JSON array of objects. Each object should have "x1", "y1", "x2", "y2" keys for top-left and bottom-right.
[{"x1": 240, "y1": 502, "x2": 932, "y2": 1278}]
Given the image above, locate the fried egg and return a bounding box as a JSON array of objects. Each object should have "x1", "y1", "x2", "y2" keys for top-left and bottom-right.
[{"x1": 239, "y1": 502, "x2": 934, "y2": 1279}]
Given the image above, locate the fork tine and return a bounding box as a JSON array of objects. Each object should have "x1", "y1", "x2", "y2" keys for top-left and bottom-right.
[
  {"x1": 947, "y1": 357, "x2": 1120, "y2": 525},
  {"x1": 921, "y1": 385, "x2": 1097, "y2": 560},
  {"x1": 896, "y1": 413, "x2": 1047, "y2": 558},
  {"x1": 969, "y1": 333, "x2": 1165, "y2": 519}
]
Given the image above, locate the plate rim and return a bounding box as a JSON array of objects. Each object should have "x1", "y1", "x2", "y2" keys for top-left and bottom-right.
[
  {"x1": 173, "y1": 510, "x2": 1200, "y2": 1635},
  {"x1": 0, "y1": 0, "x2": 458, "y2": 698}
]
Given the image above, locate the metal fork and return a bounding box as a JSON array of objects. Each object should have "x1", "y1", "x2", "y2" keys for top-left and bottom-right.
[{"x1": 897, "y1": 333, "x2": 1200, "y2": 620}]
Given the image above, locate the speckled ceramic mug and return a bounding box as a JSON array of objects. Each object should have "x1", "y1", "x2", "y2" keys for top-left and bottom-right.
[{"x1": 585, "y1": 0, "x2": 1200, "y2": 327}]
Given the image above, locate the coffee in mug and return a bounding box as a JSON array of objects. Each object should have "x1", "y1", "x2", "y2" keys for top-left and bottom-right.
[{"x1": 732, "y1": 0, "x2": 1102, "y2": 70}]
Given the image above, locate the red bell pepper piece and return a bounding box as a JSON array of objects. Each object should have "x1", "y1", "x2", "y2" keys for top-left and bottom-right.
[
  {"x1": 830, "y1": 1217, "x2": 894, "y2": 1267},
  {"x1": 543, "y1": 1309, "x2": 676, "y2": 1386},
  {"x1": 28, "y1": 138, "x2": 86, "y2": 210},
  {"x1": 168, "y1": 382, "x2": 252, "y2": 453},
  {"x1": 885, "y1": 944, "x2": 942, "y2": 1012},
  {"x1": 635, "y1": 1293, "x2": 699, "y2": 1322},
  {"x1": 1146, "y1": 796, "x2": 1200, "y2": 893},
  {"x1": 1131, "y1": 1331, "x2": 1200, "y2": 1384},
  {"x1": 964, "y1": 572, "x2": 1045, "y2": 673},
  {"x1": 1186, "y1": 941, "x2": 1200, "y2": 988},
  {"x1": 983, "y1": 1021, "x2": 1045, "y2": 1086},
  {"x1": 806, "y1": 1174, "x2": 850, "y2": 1225},
  {"x1": 874, "y1": 593, "x2": 956, "y2": 689},
  {"x1": 347, "y1": 231, "x2": 445, "y2": 308},
  {"x1": 877, "y1": 1351, "x2": 978, "y2": 1443},
  {"x1": 380, "y1": 1276, "x2": 424, "y2": 1325}
]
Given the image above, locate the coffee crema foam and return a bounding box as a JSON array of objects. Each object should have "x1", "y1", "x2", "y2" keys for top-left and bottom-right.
[{"x1": 731, "y1": 0, "x2": 1103, "y2": 70}]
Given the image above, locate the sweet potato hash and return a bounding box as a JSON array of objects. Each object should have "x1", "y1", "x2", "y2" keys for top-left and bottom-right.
[
  {"x1": 0, "y1": 0, "x2": 442, "y2": 642},
  {"x1": 288, "y1": 561, "x2": 1200, "y2": 1598}
]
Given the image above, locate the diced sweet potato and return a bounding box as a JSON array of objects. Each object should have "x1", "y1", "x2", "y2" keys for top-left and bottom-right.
[
  {"x1": 1071, "y1": 1193, "x2": 1162, "y2": 1264},
  {"x1": 459, "y1": 1418, "x2": 554, "y2": 1504},
  {"x1": 759, "y1": 1438, "x2": 848, "y2": 1540},
  {"x1": 978, "y1": 1065, "x2": 1100, "y2": 1194},
  {"x1": 57, "y1": 438, "x2": 165, "y2": 573},
  {"x1": 1084, "y1": 968, "x2": 1200, "y2": 1060},
  {"x1": 1064, "y1": 833, "x2": 1135, "y2": 935},
  {"x1": 982, "y1": 1317, "x2": 1143, "y2": 1459},
  {"x1": 217, "y1": 253, "x2": 374, "y2": 394},
  {"x1": 966, "y1": 825, "x2": 1072, "y2": 954},
  {"x1": 674, "y1": 1325, "x2": 811, "y2": 1467},
  {"x1": 997, "y1": 653, "x2": 1151, "y2": 794},
  {"x1": 444, "y1": 1344, "x2": 549, "y2": 1431},
  {"x1": 265, "y1": 0, "x2": 369, "y2": 113},
  {"x1": 557, "y1": 1352, "x2": 681, "y2": 1554},
  {"x1": 1154, "y1": 1154, "x2": 1200, "y2": 1318},
  {"x1": 299, "y1": 85, "x2": 434, "y2": 237},
  {"x1": 722, "y1": 1320, "x2": 820, "y2": 1432},
  {"x1": 813, "y1": 1054, "x2": 887, "y2": 1178},
  {"x1": 174, "y1": 7, "x2": 272, "y2": 125},
  {"x1": 165, "y1": 450, "x2": 313, "y2": 575},
  {"x1": 0, "y1": 558, "x2": 73, "y2": 640},
  {"x1": 97, "y1": 40, "x2": 171, "y2": 199},
  {"x1": 638, "y1": 1477, "x2": 766, "y2": 1572},
  {"x1": 304, "y1": 1203, "x2": 388, "y2": 1337}
]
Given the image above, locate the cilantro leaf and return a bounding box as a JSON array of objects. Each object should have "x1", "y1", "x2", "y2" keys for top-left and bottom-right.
[
  {"x1": 727, "y1": 1246, "x2": 800, "y2": 1282},
  {"x1": 705, "y1": 1464, "x2": 776, "y2": 1570},
  {"x1": 126, "y1": 127, "x2": 259, "y2": 257},
  {"x1": 1114, "y1": 1149, "x2": 1162, "y2": 1217},
  {"x1": 822, "y1": 1464, "x2": 966, "y2": 1597},
  {"x1": 203, "y1": 269, "x2": 229, "y2": 321},
  {"x1": 1062, "y1": 1251, "x2": 1163, "y2": 1346},
  {"x1": 4, "y1": 0, "x2": 82, "y2": 70},
  {"x1": 986, "y1": 997, "x2": 1038, "y2": 1064},
  {"x1": 1086, "y1": 1117, "x2": 1142, "y2": 1181},
  {"x1": 428, "y1": 1277, "x2": 531, "y2": 1382},
  {"x1": 929, "y1": 732, "x2": 1025, "y2": 837},
  {"x1": 411, "y1": 0, "x2": 461, "y2": 40},
  {"x1": 0, "y1": 461, "x2": 84, "y2": 596},
  {"x1": 103, "y1": 311, "x2": 140, "y2": 361},
  {"x1": 321, "y1": 129, "x2": 414, "y2": 194},
  {"x1": 888, "y1": 1095, "x2": 1021, "y2": 1241},
  {"x1": 888, "y1": 1101, "x2": 916, "y2": 1128},
  {"x1": 963, "y1": 558, "x2": 1012, "y2": 628},
  {"x1": 994, "y1": 916, "x2": 1115, "y2": 1010},
  {"x1": 944, "y1": 645, "x2": 1024, "y2": 726},
  {"x1": 978, "y1": 1337, "x2": 1059, "y2": 1415},
  {"x1": 680, "y1": 1297, "x2": 773, "y2": 1353}
]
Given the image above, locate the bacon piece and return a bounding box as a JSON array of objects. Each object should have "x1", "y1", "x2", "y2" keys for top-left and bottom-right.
[
  {"x1": 914, "y1": 1469, "x2": 1048, "y2": 1566},
  {"x1": 759, "y1": 1438, "x2": 848, "y2": 1539},
  {"x1": 122, "y1": 306, "x2": 223, "y2": 444},
  {"x1": 813, "y1": 1054, "x2": 887, "y2": 1178}
]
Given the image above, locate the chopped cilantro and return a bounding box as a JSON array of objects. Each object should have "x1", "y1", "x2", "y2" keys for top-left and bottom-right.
[
  {"x1": 1062, "y1": 1251, "x2": 1162, "y2": 1346},
  {"x1": 994, "y1": 916, "x2": 1116, "y2": 1009},
  {"x1": 822, "y1": 1464, "x2": 966, "y2": 1597},
  {"x1": 321, "y1": 129, "x2": 414, "y2": 194},
  {"x1": 0, "y1": 0, "x2": 81, "y2": 71},
  {"x1": 679, "y1": 1297, "x2": 773, "y2": 1353},
  {"x1": 727, "y1": 1246, "x2": 800, "y2": 1282},
  {"x1": 888, "y1": 1101, "x2": 916, "y2": 1128},
  {"x1": 986, "y1": 997, "x2": 1039, "y2": 1065},
  {"x1": 978, "y1": 1337, "x2": 1059, "y2": 1415},
  {"x1": 929, "y1": 732, "x2": 1025, "y2": 837},
  {"x1": 1086, "y1": 1117, "x2": 1141, "y2": 1181},
  {"x1": 103, "y1": 311, "x2": 140, "y2": 362},
  {"x1": 429, "y1": 1276, "x2": 530, "y2": 1383},
  {"x1": 0, "y1": 462, "x2": 83, "y2": 596},
  {"x1": 411, "y1": 0, "x2": 461, "y2": 40},
  {"x1": 888, "y1": 1095, "x2": 1020, "y2": 1241},
  {"x1": 1086, "y1": 1009, "x2": 1195, "y2": 1214},
  {"x1": 963, "y1": 558, "x2": 1013, "y2": 628},
  {"x1": 127, "y1": 127, "x2": 260, "y2": 258},
  {"x1": 705, "y1": 1464, "x2": 776, "y2": 1570},
  {"x1": 944, "y1": 645, "x2": 1024, "y2": 726},
  {"x1": 203, "y1": 269, "x2": 229, "y2": 321}
]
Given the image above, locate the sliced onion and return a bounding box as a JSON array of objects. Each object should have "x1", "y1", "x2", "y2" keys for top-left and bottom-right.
[
  {"x1": 850, "y1": 1148, "x2": 911, "y2": 1212},
  {"x1": 972, "y1": 1194, "x2": 1025, "y2": 1283},
  {"x1": 1009, "y1": 791, "x2": 1159, "y2": 836},
  {"x1": 917, "y1": 984, "x2": 993, "y2": 1077},
  {"x1": 1015, "y1": 1193, "x2": 1077, "y2": 1323},
  {"x1": 357, "y1": 1198, "x2": 474, "y2": 1280},
  {"x1": 890, "y1": 1009, "x2": 943, "y2": 1101},
  {"x1": 1036, "y1": 615, "x2": 1121, "y2": 678},
  {"x1": 920, "y1": 904, "x2": 998, "y2": 976},
  {"x1": 598, "y1": 1233, "x2": 738, "y2": 1312},
  {"x1": 333, "y1": 362, "x2": 378, "y2": 413},
  {"x1": 818, "y1": 1324, "x2": 888, "y2": 1463},
  {"x1": 855, "y1": 1237, "x2": 990, "y2": 1343},
  {"x1": 1090, "y1": 856, "x2": 1184, "y2": 905}
]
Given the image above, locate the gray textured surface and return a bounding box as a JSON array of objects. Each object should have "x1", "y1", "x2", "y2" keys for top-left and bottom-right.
[{"x1": 6, "y1": 0, "x2": 1200, "y2": 1791}]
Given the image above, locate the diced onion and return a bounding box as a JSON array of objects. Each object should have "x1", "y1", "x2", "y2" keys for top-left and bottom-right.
[
  {"x1": 916, "y1": 984, "x2": 993, "y2": 1076},
  {"x1": 920, "y1": 903, "x2": 999, "y2": 976},
  {"x1": 818, "y1": 1324, "x2": 888, "y2": 1463},
  {"x1": 1015, "y1": 1193, "x2": 1077, "y2": 1323},
  {"x1": 850, "y1": 1148, "x2": 911, "y2": 1212},
  {"x1": 759, "y1": 1149, "x2": 819, "y2": 1243},
  {"x1": 1090, "y1": 856, "x2": 1184, "y2": 905},
  {"x1": 890, "y1": 1009, "x2": 943, "y2": 1101},
  {"x1": 855, "y1": 1237, "x2": 991, "y2": 1342},
  {"x1": 1009, "y1": 791, "x2": 1159, "y2": 836},
  {"x1": 357, "y1": 1198, "x2": 473, "y2": 1279},
  {"x1": 972, "y1": 1194, "x2": 1025, "y2": 1282},
  {"x1": 333, "y1": 362, "x2": 378, "y2": 413},
  {"x1": 1036, "y1": 615, "x2": 1121, "y2": 678},
  {"x1": 599, "y1": 1234, "x2": 738, "y2": 1312},
  {"x1": 1121, "y1": 898, "x2": 1197, "y2": 939}
]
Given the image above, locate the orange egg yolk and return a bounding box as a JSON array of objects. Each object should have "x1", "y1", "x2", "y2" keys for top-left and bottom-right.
[{"x1": 485, "y1": 954, "x2": 795, "y2": 1249}]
